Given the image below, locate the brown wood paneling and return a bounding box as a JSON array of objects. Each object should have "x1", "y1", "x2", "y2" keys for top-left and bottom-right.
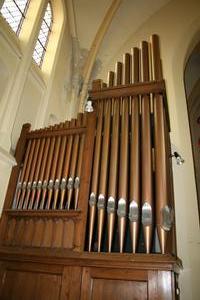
[
  {"x1": 13, "y1": 218, "x2": 25, "y2": 246},
  {"x1": 62, "y1": 219, "x2": 74, "y2": 249},
  {"x1": 52, "y1": 219, "x2": 64, "y2": 248},
  {"x1": 81, "y1": 267, "x2": 148, "y2": 300},
  {"x1": 42, "y1": 219, "x2": 53, "y2": 247},
  {"x1": 23, "y1": 218, "x2": 35, "y2": 246},
  {"x1": 34, "y1": 273, "x2": 61, "y2": 300},
  {"x1": 0, "y1": 269, "x2": 61, "y2": 300},
  {"x1": 60, "y1": 266, "x2": 82, "y2": 300},
  {"x1": 3, "y1": 218, "x2": 16, "y2": 246},
  {"x1": 32, "y1": 218, "x2": 44, "y2": 247},
  {"x1": 92, "y1": 278, "x2": 147, "y2": 300}
]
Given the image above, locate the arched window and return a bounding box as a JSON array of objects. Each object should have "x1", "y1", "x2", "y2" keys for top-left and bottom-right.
[
  {"x1": 32, "y1": 2, "x2": 53, "y2": 67},
  {"x1": 0, "y1": 0, "x2": 30, "y2": 35}
]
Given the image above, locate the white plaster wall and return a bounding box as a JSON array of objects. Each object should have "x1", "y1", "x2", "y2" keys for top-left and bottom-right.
[
  {"x1": 11, "y1": 68, "x2": 45, "y2": 149},
  {"x1": 44, "y1": 21, "x2": 72, "y2": 125},
  {"x1": 97, "y1": 0, "x2": 200, "y2": 299}
]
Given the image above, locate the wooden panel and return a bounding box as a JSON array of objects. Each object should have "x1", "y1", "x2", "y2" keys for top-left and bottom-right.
[
  {"x1": 52, "y1": 219, "x2": 64, "y2": 248},
  {"x1": 34, "y1": 273, "x2": 61, "y2": 300},
  {"x1": 81, "y1": 267, "x2": 148, "y2": 300},
  {"x1": 148, "y1": 270, "x2": 174, "y2": 300},
  {"x1": 42, "y1": 219, "x2": 53, "y2": 247},
  {"x1": 0, "y1": 269, "x2": 61, "y2": 300},
  {"x1": 60, "y1": 266, "x2": 82, "y2": 300},
  {"x1": 23, "y1": 218, "x2": 35, "y2": 246},
  {"x1": 62, "y1": 219, "x2": 75, "y2": 249},
  {"x1": 3, "y1": 218, "x2": 16, "y2": 246},
  {"x1": 157, "y1": 271, "x2": 174, "y2": 300},
  {"x1": 13, "y1": 218, "x2": 25, "y2": 246},
  {"x1": 32, "y1": 218, "x2": 45, "y2": 247},
  {"x1": 91, "y1": 278, "x2": 147, "y2": 300}
]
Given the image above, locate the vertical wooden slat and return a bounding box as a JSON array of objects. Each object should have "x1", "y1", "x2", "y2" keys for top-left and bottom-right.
[{"x1": 75, "y1": 112, "x2": 96, "y2": 251}]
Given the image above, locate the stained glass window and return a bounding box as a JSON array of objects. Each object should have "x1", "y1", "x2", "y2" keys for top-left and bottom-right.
[
  {"x1": 0, "y1": 0, "x2": 30, "y2": 35},
  {"x1": 32, "y1": 2, "x2": 52, "y2": 67}
]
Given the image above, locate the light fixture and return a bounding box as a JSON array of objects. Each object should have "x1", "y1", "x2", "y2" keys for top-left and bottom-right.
[
  {"x1": 84, "y1": 97, "x2": 94, "y2": 112},
  {"x1": 171, "y1": 151, "x2": 185, "y2": 165}
]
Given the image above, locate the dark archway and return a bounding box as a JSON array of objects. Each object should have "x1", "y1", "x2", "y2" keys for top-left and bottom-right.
[{"x1": 184, "y1": 42, "x2": 200, "y2": 218}]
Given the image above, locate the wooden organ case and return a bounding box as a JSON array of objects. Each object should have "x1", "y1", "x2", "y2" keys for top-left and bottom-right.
[{"x1": 0, "y1": 35, "x2": 181, "y2": 299}]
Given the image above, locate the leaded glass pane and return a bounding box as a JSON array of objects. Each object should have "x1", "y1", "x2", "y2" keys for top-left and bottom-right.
[
  {"x1": 1, "y1": 0, "x2": 29, "y2": 34},
  {"x1": 32, "y1": 2, "x2": 52, "y2": 67}
]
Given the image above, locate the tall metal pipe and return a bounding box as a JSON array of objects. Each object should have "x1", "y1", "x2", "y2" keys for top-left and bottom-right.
[
  {"x1": 53, "y1": 124, "x2": 69, "y2": 209},
  {"x1": 28, "y1": 137, "x2": 46, "y2": 209},
  {"x1": 46, "y1": 129, "x2": 62, "y2": 209},
  {"x1": 97, "y1": 100, "x2": 111, "y2": 252},
  {"x1": 39, "y1": 136, "x2": 56, "y2": 209},
  {"x1": 34, "y1": 137, "x2": 50, "y2": 209},
  {"x1": 14, "y1": 140, "x2": 31, "y2": 208},
  {"x1": 151, "y1": 34, "x2": 173, "y2": 254},
  {"x1": 66, "y1": 119, "x2": 80, "y2": 210},
  {"x1": 107, "y1": 99, "x2": 120, "y2": 252},
  {"x1": 74, "y1": 133, "x2": 85, "y2": 210},
  {"x1": 59, "y1": 120, "x2": 75, "y2": 209},
  {"x1": 88, "y1": 101, "x2": 104, "y2": 252},
  {"x1": 129, "y1": 47, "x2": 140, "y2": 253},
  {"x1": 23, "y1": 139, "x2": 41, "y2": 209},
  {"x1": 141, "y1": 41, "x2": 153, "y2": 254},
  {"x1": 117, "y1": 99, "x2": 129, "y2": 253},
  {"x1": 18, "y1": 139, "x2": 36, "y2": 209}
]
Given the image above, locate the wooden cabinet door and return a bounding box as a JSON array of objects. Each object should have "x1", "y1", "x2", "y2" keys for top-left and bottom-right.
[{"x1": 80, "y1": 267, "x2": 148, "y2": 300}]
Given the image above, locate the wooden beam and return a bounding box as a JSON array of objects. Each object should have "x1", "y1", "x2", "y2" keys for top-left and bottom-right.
[{"x1": 89, "y1": 80, "x2": 165, "y2": 100}]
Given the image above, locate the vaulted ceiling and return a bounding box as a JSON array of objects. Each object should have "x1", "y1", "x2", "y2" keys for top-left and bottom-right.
[{"x1": 73, "y1": 0, "x2": 171, "y2": 69}]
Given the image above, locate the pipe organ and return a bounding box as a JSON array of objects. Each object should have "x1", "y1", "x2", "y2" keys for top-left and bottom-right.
[{"x1": 0, "y1": 35, "x2": 181, "y2": 300}]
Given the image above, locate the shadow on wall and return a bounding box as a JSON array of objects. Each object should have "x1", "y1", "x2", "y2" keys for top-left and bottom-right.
[
  {"x1": 48, "y1": 113, "x2": 59, "y2": 126},
  {"x1": 0, "y1": 57, "x2": 9, "y2": 107}
]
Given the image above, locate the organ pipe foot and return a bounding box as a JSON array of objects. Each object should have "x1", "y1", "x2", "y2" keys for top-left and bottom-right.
[
  {"x1": 107, "y1": 212, "x2": 115, "y2": 253},
  {"x1": 118, "y1": 216, "x2": 126, "y2": 253},
  {"x1": 97, "y1": 208, "x2": 105, "y2": 252},
  {"x1": 143, "y1": 225, "x2": 152, "y2": 254},
  {"x1": 157, "y1": 227, "x2": 167, "y2": 254},
  {"x1": 130, "y1": 221, "x2": 138, "y2": 253},
  {"x1": 88, "y1": 205, "x2": 96, "y2": 252}
]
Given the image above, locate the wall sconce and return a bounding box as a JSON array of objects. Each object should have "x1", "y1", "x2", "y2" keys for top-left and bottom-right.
[
  {"x1": 84, "y1": 97, "x2": 94, "y2": 112},
  {"x1": 171, "y1": 151, "x2": 185, "y2": 165}
]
